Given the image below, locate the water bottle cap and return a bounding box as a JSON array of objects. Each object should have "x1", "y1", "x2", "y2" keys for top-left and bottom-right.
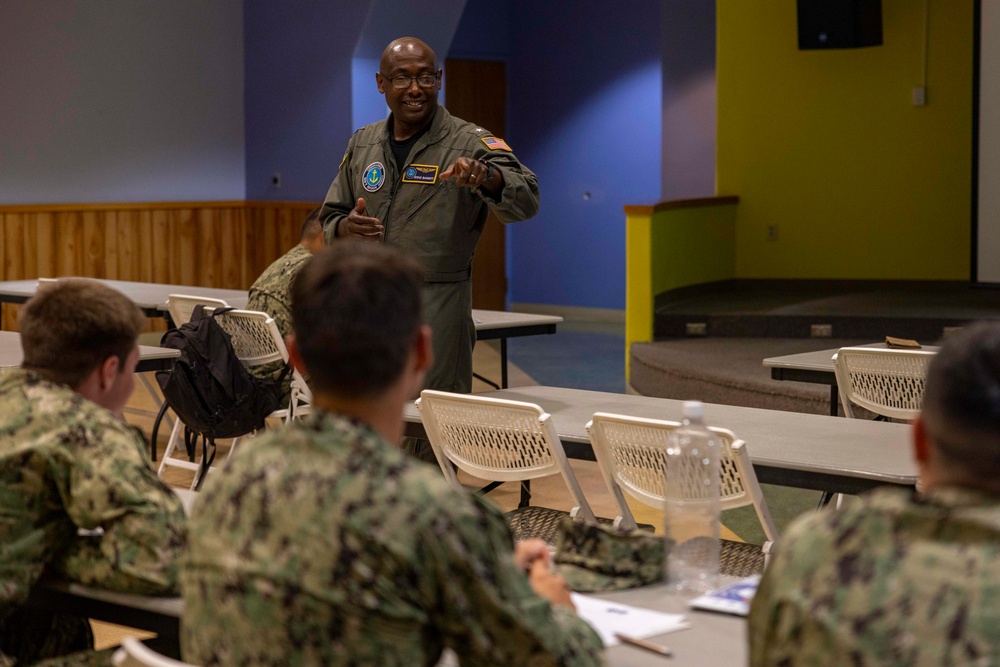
[{"x1": 682, "y1": 401, "x2": 704, "y2": 420}]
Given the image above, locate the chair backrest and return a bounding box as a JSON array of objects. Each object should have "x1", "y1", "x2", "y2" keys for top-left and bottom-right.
[
  {"x1": 586, "y1": 412, "x2": 777, "y2": 548},
  {"x1": 203, "y1": 307, "x2": 286, "y2": 368},
  {"x1": 833, "y1": 347, "x2": 935, "y2": 420},
  {"x1": 416, "y1": 390, "x2": 596, "y2": 523},
  {"x1": 112, "y1": 636, "x2": 197, "y2": 667},
  {"x1": 166, "y1": 294, "x2": 231, "y2": 328},
  {"x1": 204, "y1": 307, "x2": 312, "y2": 414}
]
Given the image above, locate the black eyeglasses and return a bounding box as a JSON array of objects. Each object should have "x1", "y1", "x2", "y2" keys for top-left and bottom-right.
[{"x1": 379, "y1": 72, "x2": 439, "y2": 90}]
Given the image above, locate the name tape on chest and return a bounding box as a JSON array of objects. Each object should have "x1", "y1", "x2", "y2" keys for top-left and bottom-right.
[
  {"x1": 401, "y1": 164, "x2": 439, "y2": 185},
  {"x1": 481, "y1": 137, "x2": 512, "y2": 151}
]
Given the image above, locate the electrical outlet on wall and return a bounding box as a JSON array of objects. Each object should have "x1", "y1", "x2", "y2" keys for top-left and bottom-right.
[{"x1": 766, "y1": 224, "x2": 778, "y2": 241}]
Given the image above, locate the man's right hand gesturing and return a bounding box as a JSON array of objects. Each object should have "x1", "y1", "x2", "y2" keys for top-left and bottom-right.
[{"x1": 338, "y1": 197, "x2": 384, "y2": 240}]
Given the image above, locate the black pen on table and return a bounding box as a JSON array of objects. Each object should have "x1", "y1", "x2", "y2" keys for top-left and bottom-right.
[{"x1": 614, "y1": 633, "x2": 673, "y2": 658}]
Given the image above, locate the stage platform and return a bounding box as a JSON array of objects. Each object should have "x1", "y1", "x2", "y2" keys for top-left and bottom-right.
[
  {"x1": 654, "y1": 279, "x2": 1000, "y2": 341},
  {"x1": 631, "y1": 280, "x2": 1000, "y2": 414}
]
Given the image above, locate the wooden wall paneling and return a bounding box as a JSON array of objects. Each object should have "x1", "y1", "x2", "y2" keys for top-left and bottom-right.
[
  {"x1": 0, "y1": 201, "x2": 317, "y2": 329},
  {"x1": 250, "y1": 206, "x2": 279, "y2": 280},
  {"x1": 196, "y1": 207, "x2": 219, "y2": 287},
  {"x1": 171, "y1": 208, "x2": 199, "y2": 286},
  {"x1": 211, "y1": 205, "x2": 238, "y2": 288},
  {"x1": 150, "y1": 208, "x2": 171, "y2": 284},
  {"x1": 82, "y1": 210, "x2": 107, "y2": 278},
  {"x1": 29, "y1": 213, "x2": 50, "y2": 279},
  {"x1": 115, "y1": 209, "x2": 142, "y2": 282},
  {"x1": 55, "y1": 210, "x2": 79, "y2": 277},
  {"x1": 2, "y1": 213, "x2": 21, "y2": 329}
]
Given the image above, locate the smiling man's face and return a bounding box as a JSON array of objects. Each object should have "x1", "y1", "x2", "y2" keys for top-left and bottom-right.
[{"x1": 377, "y1": 39, "x2": 441, "y2": 141}]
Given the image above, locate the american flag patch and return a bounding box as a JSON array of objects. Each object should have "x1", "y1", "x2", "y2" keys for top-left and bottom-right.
[{"x1": 481, "y1": 137, "x2": 512, "y2": 151}]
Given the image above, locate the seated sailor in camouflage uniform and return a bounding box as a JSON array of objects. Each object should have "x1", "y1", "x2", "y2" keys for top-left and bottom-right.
[
  {"x1": 0, "y1": 279, "x2": 186, "y2": 665},
  {"x1": 749, "y1": 321, "x2": 1000, "y2": 665},
  {"x1": 181, "y1": 242, "x2": 602, "y2": 666},
  {"x1": 246, "y1": 206, "x2": 324, "y2": 403},
  {"x1": 247, "y1": 206, "x2": 324, "y2": 342}
]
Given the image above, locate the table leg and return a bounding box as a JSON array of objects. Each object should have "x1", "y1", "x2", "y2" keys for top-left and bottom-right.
[{"x1": 501, "y1": 338, "x2": 509, "y2": 389}]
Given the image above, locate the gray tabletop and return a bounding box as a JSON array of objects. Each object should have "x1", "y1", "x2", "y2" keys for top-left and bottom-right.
[
  {"x1": 0, "y1": 278, "x2": 250, "y2": 317},
  {"x1": 600, "y1": 585, "x2": 744, "y2": 666},
  {"x1": 763, "y1": 341, "x2": 939, "y2": 381},
  {"x1": 403, "y1": 386, "x2": 917, "y2": 494},
  {"x1": 0, "y1": 280, "x2": 560, "y2": 336},
  {"x1": 0, "y1": 330, "x2": 179, "y2": 373},
  {"x1": 471, "y1": 308, "x2": 562, "y2": 334},
  {"x1": 26, "y1": 580, "x2": 742, "y2": 666}
]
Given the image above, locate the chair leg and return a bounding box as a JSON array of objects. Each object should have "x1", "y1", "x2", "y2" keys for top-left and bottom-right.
[
  {"x1": 519, "y1": 480, "x2": 532, "y2": 508},
  {"x1": 150, "y1": 403, "x2": 171, "y2": 462},
  {"x1": 157, "y1": 420, "x2": 185, "y2": 478}
]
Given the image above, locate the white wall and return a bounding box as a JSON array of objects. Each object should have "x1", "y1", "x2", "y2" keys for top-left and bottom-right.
[{"x1": 0, "y1": 0, "x2": 244, "y2": 204}]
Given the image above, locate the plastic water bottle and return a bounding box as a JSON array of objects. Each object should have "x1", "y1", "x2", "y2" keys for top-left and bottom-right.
[{"x1": 664, "y1": 401, "x2": 721, "y2": 595}]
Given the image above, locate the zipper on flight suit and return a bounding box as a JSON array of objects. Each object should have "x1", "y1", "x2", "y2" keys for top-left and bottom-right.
[{"x1": 379, "y1": 160, "x2": 400, "y2": 244}]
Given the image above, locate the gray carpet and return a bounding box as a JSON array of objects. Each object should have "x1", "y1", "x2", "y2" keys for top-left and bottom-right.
[{"x1": 630, "y1": 337, "x2": 869, "y2": 415}]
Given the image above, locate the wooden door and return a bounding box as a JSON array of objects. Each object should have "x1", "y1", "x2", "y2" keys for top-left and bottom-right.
[{"x1": 444, "y1": 58, "x2": 507, "y2": 311}]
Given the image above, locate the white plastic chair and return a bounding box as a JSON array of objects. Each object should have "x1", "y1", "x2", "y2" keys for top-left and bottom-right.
[
  {"x1": 586, "y1": 412, "x2": 777, "y2": 557},
  {"x1": 833, "y1": 347, "x2": 934, "y2": 420},
  {"x1": 157, "y1": 307, "x2": 311, "y2": 489},
  {"x1": 165, "y1": 294, "x2": 231, "y2": 330},
  {"x1": 416, "y1": 390, "x2": 597, "y2": 538},
  {"x1": 112, "y1": 636, "x2": 197, "y2": 667}
]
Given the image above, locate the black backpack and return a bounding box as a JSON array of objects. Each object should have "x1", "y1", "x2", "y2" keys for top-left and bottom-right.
[{"x1": 155, "y1": 306, "x2": 288, "y2": 441}]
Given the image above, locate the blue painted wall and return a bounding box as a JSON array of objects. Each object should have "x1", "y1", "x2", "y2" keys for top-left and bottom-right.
[
  {"x1": 504, "y1": 1, "x2": 662, "y2": 311},
  {"x1": 243, "y1": 0, "x2": 372, "y2": 201}
]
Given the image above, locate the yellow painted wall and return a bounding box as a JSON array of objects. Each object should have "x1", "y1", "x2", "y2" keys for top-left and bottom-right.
[
  {"x1": 625, "y1": 199, "x2": 738, "y2": 379},
  {"x1": 718, "y1": 0, "x2": 973, "y2": 279}
]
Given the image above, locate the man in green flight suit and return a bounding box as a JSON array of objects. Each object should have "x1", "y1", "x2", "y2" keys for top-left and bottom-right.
[
  {"x1": 181, "y1": 243, "x2": 601, "y2": 666},
  {"x1": 0, "y1": 279, "x2": 186, "y2": 665},
  {"x1": 320, "y1": 36, "x2": 539, "y2": 397}
]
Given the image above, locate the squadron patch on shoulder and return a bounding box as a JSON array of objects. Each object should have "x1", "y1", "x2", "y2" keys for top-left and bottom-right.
[
  {"x1": 362, "y1": 162, "x2": 385, "y2": 192},
  {"x1": 401, "y1": 164, "x2": 439, "y2": 185},
  {"x1": 481, "y1": 136, "x2": 512, "y2": 151}
]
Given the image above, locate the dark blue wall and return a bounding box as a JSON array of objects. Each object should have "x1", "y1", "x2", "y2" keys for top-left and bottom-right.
[
  {"x1": 244, "y1": 0, "x2": 371, "y2": 201},
  {"x1": 505, "y1": 2, "x2": 661, "y2": 310}
]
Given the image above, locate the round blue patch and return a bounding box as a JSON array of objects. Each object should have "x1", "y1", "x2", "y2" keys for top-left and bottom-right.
[
  {"x1": 363, "y1": 162, "x2": 385, "y2": 192},
  {"x1": 406, "y1": 167, "x2": 416, "y2": 180}
]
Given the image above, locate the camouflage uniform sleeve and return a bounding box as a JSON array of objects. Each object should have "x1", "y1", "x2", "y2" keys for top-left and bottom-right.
[
  {"x1": 247, "y1": 288, "x2": 293, "y2": 341},
  {"x1": 471, "y1": 132, "x2": 540, "y2": 223},
  {"x1": 417, "y1": 493, "x2": 603, "y2": 666},
  {"x1": 51, "y1": 423, "x2": 186, "y2": 595},
  {"x1": 747, "y1": 508, "x2": 839, "y2": 666}
]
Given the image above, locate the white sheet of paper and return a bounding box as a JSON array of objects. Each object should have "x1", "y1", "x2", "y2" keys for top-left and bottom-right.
[{"x1": 571, "y1": 593, "x2": 690, "y2": 647}]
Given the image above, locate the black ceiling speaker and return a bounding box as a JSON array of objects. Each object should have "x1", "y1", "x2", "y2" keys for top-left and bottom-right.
[{"x1": 797, "y1": 0, "x2": 883, "y2": 50}]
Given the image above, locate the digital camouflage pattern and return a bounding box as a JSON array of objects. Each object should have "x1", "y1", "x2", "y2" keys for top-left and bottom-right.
[
  {"x1": 181, "y1": 410, "x2": 603, "y2": 666},
  {"x1": 0, "y1": 368, "x2": 186, "y2": 665},
  {"x1": 246, "y1": 243, "x2": 312, "y2": 402},
  {"x1": 555, "y1": 518, "x2": 666, "y2": 593},
  {"x1": 749, "y1": 486, "x2": 1000, "y2": 666},
  {"x1": 247, "y1": 243, "x2": 312, "y2": 340}
]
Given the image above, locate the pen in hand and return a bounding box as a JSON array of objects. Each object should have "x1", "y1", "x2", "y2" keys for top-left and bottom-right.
[{"x1": 614, "y1": 633, "x2": 673, "y2": 658}]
